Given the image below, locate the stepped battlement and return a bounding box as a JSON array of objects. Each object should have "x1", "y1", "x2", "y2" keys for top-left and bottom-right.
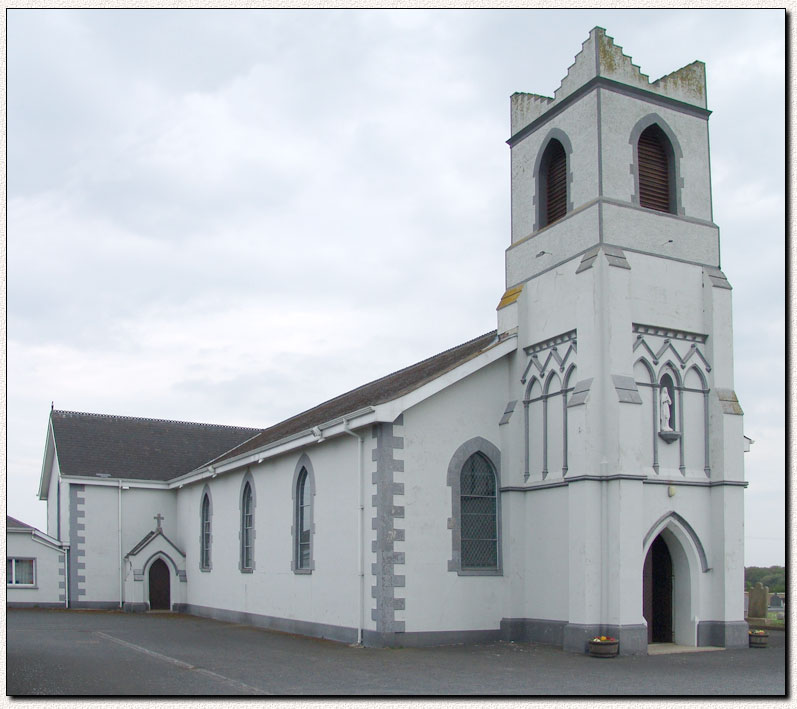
[{"x1": 510, "y1": 27, "x2": 706, "y2": 138}]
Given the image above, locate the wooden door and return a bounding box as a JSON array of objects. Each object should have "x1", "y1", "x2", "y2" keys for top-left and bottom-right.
[
  {"x1": 643, "y1": 535, "x2": 673, "y2": 643},
  {"x1": 148, "y1": 558, "x2": 171, "y2": 610}
]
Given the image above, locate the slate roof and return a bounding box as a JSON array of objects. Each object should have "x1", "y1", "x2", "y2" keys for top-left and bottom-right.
[
  {"x1": 7, "y1": 515, "x2": 36, "y2": 530},
  {"x1": 50, "y1": 411, "x2": 261, "y2": 482},
  {"x1": 48, "y1": 330, "x2": 503, "y2": 482},
  {"x1": 211, "y1": 330, "x2": 501, "y2": 465}
]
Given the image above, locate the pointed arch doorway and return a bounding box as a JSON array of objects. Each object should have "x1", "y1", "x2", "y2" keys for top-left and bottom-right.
[
  {"x1": 643, "y1": 535, "x2": 673, "y2": 643},
  {"x1": 148, "y1": 558, "x2": 171, "y2": 610}
]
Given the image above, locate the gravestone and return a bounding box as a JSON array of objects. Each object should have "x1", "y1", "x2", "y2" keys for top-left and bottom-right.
[
  {"x1": 769, "y1": 594, "x2": 783, "y2": 609},
  {"x1": 748, "y1": 582, "x2": 769, "y2": 619}
]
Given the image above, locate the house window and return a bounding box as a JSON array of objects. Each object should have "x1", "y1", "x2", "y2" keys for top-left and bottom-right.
[
  {"x1": 295, "y1": 467, "x2": 311, "y2": 570},
  {"x1": 540, "y1": 138, "x2": 567, "y2": 227},
  {"x1": 638, "y1": 124, "x2": 674, "y2": 213},
  {"x1": 7, "y1": 558, "x2": 35, "y2": 586},
  {"x1": 200, "y1": 492, "x2": 211, "y2": 571},
  {"x1": 460, "y1": 453, "x2": 499, "y2": 569},
  {"x1": 241, "y1": 481, "x2": 254, "y2": 571}
]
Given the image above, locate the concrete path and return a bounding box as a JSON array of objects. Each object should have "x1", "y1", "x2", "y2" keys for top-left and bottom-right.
[{"x1": 6, "y1": 609, "x2": 787, "y2": 696}]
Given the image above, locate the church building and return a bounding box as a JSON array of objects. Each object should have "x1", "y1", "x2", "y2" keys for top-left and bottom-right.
[{"x1": 30, "y1": 28, "x2": 748, "y2": 654}]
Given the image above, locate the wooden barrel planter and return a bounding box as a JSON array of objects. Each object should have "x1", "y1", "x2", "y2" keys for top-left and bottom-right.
[
  {"x1": 588, "y1": 638, "x2": 619, "y2": 658},
  {"x1": 749, "y1": 631, "x2": 769, "y2": 648}
]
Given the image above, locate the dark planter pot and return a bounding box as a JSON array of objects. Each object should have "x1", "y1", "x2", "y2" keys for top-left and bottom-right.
[
  {"x1": 749, "y1": 633, "x2": 769, "y2": 648},
  {"x1": 588, "y1": 640, "x2": 619, "y2": 657}
]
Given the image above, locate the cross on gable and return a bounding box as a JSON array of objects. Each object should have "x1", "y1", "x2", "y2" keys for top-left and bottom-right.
[{"x1": 154, "y1": 513, "x2": 164, "y2": 531}]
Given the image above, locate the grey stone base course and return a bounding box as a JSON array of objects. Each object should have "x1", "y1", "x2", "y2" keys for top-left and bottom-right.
[
  {"x1": 174, "y1": 603, "x2": 358, "y2": 645},
  {"x1": 504, "y1": 619, "x2": 646, "y2": 655},
  {"x1": 501, "y1": 617, "x2": 567, "y2": 646},
  {"x1": 604, "y1": 624, "x2": 648, "y2": 655},
  {"x1": 7, "y1": 602, "x2": 68, "y2": 609},
  {"x1": 563, "y1": 622, "x2": 647, "y2": 655},
  {"x1": 68, "y1": 601, "x2": 122, "y2": 610},
  {"x1": 123, "y1": 602, "x2": 149, "y2": 613},
  {"x1": 697, "y1": 620, "x2": 749, "y2": 649},
  {"x1": 563, "y1": 623, "x2": 601, "y2": 654},
  {"x1": 362, "y1": 628, "x2": 502, "y2": 648}
]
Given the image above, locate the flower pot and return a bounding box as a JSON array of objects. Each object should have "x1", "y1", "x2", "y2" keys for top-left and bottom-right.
[
  {"x1": 749, "y1": 633, "x2": 769, "y2": 648},
  {"x1": 588, "y1": 640, "x2": 619, "y2": 658}
]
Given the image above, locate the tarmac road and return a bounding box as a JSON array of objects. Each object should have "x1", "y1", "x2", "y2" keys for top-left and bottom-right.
[{"x1": 6, "y1": 608, "x2": 787, "y2": 696}]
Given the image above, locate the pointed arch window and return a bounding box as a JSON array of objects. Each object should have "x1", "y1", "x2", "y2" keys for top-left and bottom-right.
[
  {"x1": 200, "y1": 490, "x2": 212, "y2": 571},
  {"x1": 295, "y1": 467, "x2": 311, "y2": 570},
  {"x1": 540, "y1": 138, "x2": 567, "y2": 227},
  {"x1": 291, "y1": 454, "x2": 316, "y2": 573},
  {"x1": 638, "y1": 124, "x2": 674, "y2": 213},
  {"x1": 460, "y1": 452, "x2": 498, "y2": 570},
  {"x1": 240, "y1": 481, "x2": 254, "y2": 572},
  {"x1": 447, "y1": 438, "x2": 502, "y2": 576}
]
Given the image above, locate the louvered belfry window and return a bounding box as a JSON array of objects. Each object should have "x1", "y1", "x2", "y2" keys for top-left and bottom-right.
[
  {"x1": 542, "y1": 139, "x2": 567, "y2": 227},
  {"x1": 638, "y1": 125, "x2": 673, "y2": 213}
]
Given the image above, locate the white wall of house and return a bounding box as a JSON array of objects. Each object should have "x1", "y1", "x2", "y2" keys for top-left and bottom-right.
[{"x1": 7, "y1": 532, "x2": 66, "y2": 606}]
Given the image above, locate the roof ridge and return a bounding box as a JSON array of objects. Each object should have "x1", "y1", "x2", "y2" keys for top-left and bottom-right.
[{"x1": 52, "y1": 409, "x2": 261, "y2": 432}]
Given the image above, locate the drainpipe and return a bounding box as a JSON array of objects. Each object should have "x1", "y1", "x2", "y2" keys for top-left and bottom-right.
[
  {"x1": 118, "y1": 480, "x2": 124, "y2": 609},
  {"x1": 343, "y1": 418, "x2": 365, "y2": 645}
]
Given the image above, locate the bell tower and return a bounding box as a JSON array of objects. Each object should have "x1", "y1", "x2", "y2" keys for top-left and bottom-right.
[{"x1": 498, "y1": 28, "x2": 747, "y2": 653}]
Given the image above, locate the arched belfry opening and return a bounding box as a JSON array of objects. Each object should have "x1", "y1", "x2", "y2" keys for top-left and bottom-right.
[
  {"x1": 637, "y1": 124, "x2": 675, "y2": 213},
  {"x1": 148, "y1": 558, "x2": 171, "y2": 610},
  {"x1": 643, "y1": 535, "x2": 673, "y2": 643},
  {"x1": 539, "y1": 138, "x2": 567, "y2": 227}
]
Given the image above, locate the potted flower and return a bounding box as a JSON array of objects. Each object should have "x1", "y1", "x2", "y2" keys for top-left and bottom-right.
[
  {"x1": 588, "y1": 635, "x2": 619, "y2": 657},
  {"x1": 749, "y1": 629, "x2": 769, "y2": 648}
]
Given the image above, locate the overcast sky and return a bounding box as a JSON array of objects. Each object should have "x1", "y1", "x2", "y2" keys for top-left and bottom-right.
[{"x1": 7, "y1": 8, "x2": 786, "y2": 566}]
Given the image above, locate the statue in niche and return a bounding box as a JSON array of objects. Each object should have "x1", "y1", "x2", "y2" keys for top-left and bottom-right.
[{"x1": 659, "y1": 385, "x2": 673, "y2": 431}]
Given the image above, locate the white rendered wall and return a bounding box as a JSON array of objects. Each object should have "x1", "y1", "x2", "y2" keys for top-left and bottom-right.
[
  {"x1": 520, "y1": 486, "x2": 570, "y2": 621},
  {"x1": 76, "y1": 484, "x2": 175, "y2": 604},
  {"x1": 121, "y1": 487, "x2": 178, "y2": 558},
  {"x1": 177, "y1": 434, "x2": 365, "y2": 633},
  {"x1": 399, "y1": 359, "x2": 509, "y2": 633},
  {"x1": 76, "y1": 486, "x2": 120, "y2": 603}
]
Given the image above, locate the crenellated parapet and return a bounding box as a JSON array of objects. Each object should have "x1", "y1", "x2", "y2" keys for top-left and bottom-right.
[{"x1": 510, "y1": 27, "x2": 707, "y2": 138}]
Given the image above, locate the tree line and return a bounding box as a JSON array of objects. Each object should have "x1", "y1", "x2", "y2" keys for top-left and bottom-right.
[{"x1": 745, "y1": 565, "x2": 785, "y2": 593}]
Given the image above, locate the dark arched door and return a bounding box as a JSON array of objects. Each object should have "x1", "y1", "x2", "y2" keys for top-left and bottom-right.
[
  {"x1": 643, "y1": 535, "x2": 673, "y2": 643},
  {"x1": 148, "y1": 558, "x2": 171, "y2": 610}
]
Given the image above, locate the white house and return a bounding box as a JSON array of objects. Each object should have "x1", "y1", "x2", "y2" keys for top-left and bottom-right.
[
  {"x1": 7, "y1": 516, "x2": 68, "y2": 608},
  {"x1": 30, "y1": 28, "x2": 748, "y2": 654}
]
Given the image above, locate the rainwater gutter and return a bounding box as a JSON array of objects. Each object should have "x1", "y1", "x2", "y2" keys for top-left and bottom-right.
[{"x1": 342, "y1": 417, "x2": 365, "y2": 646}]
